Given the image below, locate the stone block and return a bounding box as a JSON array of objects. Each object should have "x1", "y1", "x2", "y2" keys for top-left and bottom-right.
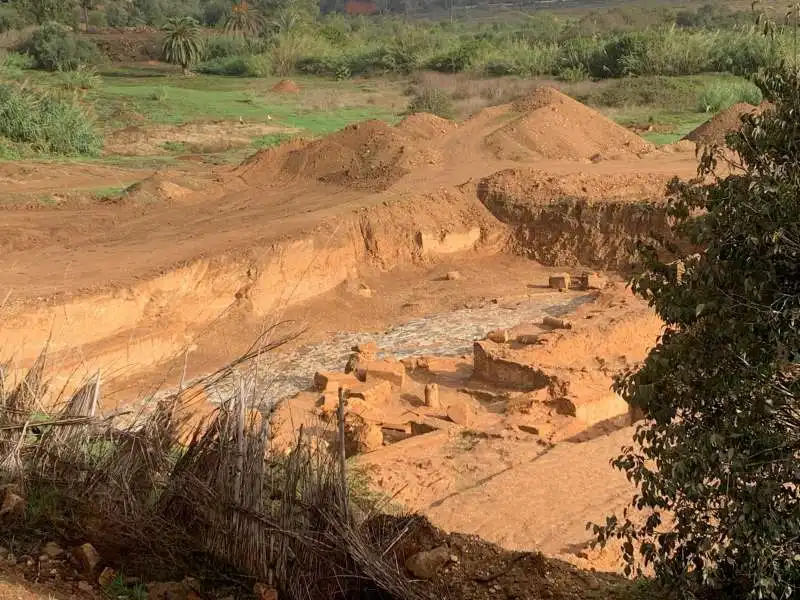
[
  {"x1": 446, "y1": 399, "x2": 477, "y2": 427},
  {"x1": 347, "y1": 380, "x2": 392, "y2": 404},
  {"x1": 542, "y1": 316, "x2": 572, "y2": 330},
  {"x1": 578, "y1": 271, "x2": 607, "y2": 290},
  {"x1": 486, "y1": 329, "x2": 510, "y2": 343},
  {"x1": 313, "y1": 371, "x2": 359, "y2": 393},
  {"x1": 363, "y1": 359, "x2": 406, "y2": 389},
  {"x1": 343, "y1": 413, "x2": 384, "y2": 456},
  {"x1": 548, "y1": 273, "x2": 571, "y2": 290},
  {"x1": 473, "y1": 341, "x2": 551, "y2": 391},
  {"x1": 424, "y1": 383, "x2": 440, "y2": 408}
]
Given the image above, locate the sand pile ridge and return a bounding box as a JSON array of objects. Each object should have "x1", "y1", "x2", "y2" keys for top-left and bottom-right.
[
  {"x1": 683, "y1": 102, "x2": 762, "y2": 146},
  {"x1": 484, "y1": 86, "x2": 654, "y2": 162},
  {"x1": 240, "y1": 119, "x2": 441, "y2": 192}
]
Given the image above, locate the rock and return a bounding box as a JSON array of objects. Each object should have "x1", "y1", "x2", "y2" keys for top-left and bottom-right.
[
  {"x1": 486, "y1": 329, "x2": 510, "y2": 343},
  {"x1": 405, "y1": 546, "x2": 450, "y2": 579},
  {"x1": 72, "y1": 543, "x2": 101, "y2": 576},
  {"x1": 254, "y1": 582, "x2": 278, "y2": 600},
  {"x1": 313, "y1": 371, "x2": 359, "y2": 393},
  {"x1": 578, "y1": 271, "x2": 607, "y2": 290},
  {"x1": 42, "y1": 542, "x2": 64, "y2": 559},
  {"x1": 357, "y1": 283, "x2": 373, "y2": 298},
  {"x1": 316, "y1": 391, "x2": 340, "y2": 420},
  {"x1": 343, "y1": 413, "x2": 384, "y2": 457},
  {"x1": 473, "y1": 341, "x2": 552, "y2": 391},
  {"x1": 542, "y1": 316, "x2": 572, "y2": 330},
  {"x1": 98, "y1": 566, "x2": 117, "y2": 588},
  {"x1": 77, "y1": 581, "x2": 93, "y2": 593},
  {"x1": 0, "y1": 489, "x2": 25, "y2": 520},
  {"x1": 352, "y1": 341, "x2": 379, "y2": 356},
  {"x1": 516, "y1": 334, "x2": 539, "y2": 345},
  {"x1": 445, "y1": 270, "x2": 463, "y2": 281},
  {"x1": 362, "y1": 359, "x2": 406, "y2": 389},
  {"x1": 424, "y1": 383, "x2": 440, "y2": 409},
  {"x1": 548, "y1": 273, "x2": 571, "y2": 290},
  {"x1": 347, "y1": 380, "x2": 392, "y2": 405},
  {"x1": 19, "y1": 554, "x2": 34, "y2": 567},
  {"x1": 446, "y1": 399, "x2": 477, "y2": 427},
  {"x1": 5, "y1": 553, "x2": 15, "y2": 565}
]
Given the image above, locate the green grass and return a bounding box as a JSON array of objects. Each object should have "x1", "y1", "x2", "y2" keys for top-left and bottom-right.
[
  {"x1": 252, "y1": 132, "x2": 295, "y2": 149},
  {"x1": 87, "y1": 73, "x2": 397, "y2": 134}
]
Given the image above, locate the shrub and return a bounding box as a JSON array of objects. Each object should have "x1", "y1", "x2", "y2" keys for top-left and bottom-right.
[
  {"x1": 406, "y1": 88, "x2": 455, "y2": 119},
  {"x1": 0, "y1": 82, "x2": 102, "y2": 155},
  {"x1": 56, "y1": 64, "x2": 101, "y2": 90},
  {"x1": 24, "y1": 21, "x2": 103, "y2": 71},
  {"x1": 87, "y1": 10, "x2": 106, "y2": 29},
  {"x1": 104, "y1": 1, "x2": 132, "y2": 27},
  {"x1": 204, "y1": 34, "x2": 248, "y2": 59},
  {"x1": 585, "y1": 76, "x2": 704, "y2": 109},
  {"x1": 196, "y1": 53, "x2": 270, "y2": 76},
  {"x1": 697, "y1": 79, "x2": 763, "y2": 112}
]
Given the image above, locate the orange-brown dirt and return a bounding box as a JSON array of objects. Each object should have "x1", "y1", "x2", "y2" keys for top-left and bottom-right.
[
  {"x1": 0, "y1": 88, "x2": 704, "y2": 597},
  {"x1": 272, "y1": 283, "x2": 660, "y2": 573},
  {"x1": 271, "y1": 79, "x2": 301, "y2": 93},
  {"x1": 683, "y1": 101, "x2": 760, "y2": 146},
  {"x1": 0, "y1": 90, "x2": 699, "y2": 403},
  {"x1": 485, "y1": 87, "x2": 654, "y2": 162}
]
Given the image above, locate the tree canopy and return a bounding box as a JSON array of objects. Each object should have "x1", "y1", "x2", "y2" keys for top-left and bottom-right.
[{"x1": 594, "y1": 64, "x2": 800, "y2": 600}]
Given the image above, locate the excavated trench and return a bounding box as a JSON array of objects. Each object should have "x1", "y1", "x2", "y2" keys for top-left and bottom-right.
[{"x1": 1, "y1": 175, "x2": 669, "y2": 407}]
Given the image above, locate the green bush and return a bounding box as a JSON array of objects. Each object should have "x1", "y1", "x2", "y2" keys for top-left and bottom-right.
[
  {"x1": 56, "y1": 64, "x2": 102, "y2": 90},
  {"x1": 87, "y1": 10, "x2": 107, "y2": 29},
  {"x1": 204, "y1": 34, "x2": 249, "y2": 60},
  {"x1": 196, "y1": 53, "x2": 270, "y2": 76},
  {"x1": 585, "y1": 76, "x2": 703, "y2": 109},
  {"x1": 697, "y1": 79, "x2": 763, "y2": 112},
  {"x1": 0, "y1": 83, "x2": 102, "y2": 155},
  {"x1": 24, "y1": 22, "x2": 103, "y2": 71},
  {"x1": 406, "y1": 88, "x2": 455, "y2": 119}
]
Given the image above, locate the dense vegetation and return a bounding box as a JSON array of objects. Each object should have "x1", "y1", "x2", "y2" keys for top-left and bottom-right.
[
  {"x1": 593, "y1": 63, "x2": 800, "y2": 599},
  {"x1": 0, "y1": 1, "x2": 791, "y2": 82}
]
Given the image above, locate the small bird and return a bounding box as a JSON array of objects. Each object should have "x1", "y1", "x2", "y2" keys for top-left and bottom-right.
[{"x1": 239, "y1": 116, "x2": 244, "y2": 125}]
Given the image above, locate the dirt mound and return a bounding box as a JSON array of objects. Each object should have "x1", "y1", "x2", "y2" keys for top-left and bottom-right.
[
  {"x1": 371, "y1": 515, "x2": 638, "y2": 600},
  {"x1": 683, "y1": 102, "x2": 759, "y2": 146},
  {"x1": 272, "y1": 79, "x2": 300, "y2": 94},
  {"x1": 396, "y1": 112, "x2": 455, "y2": 139},
  {"x1": 485, "y1": 87, "x2": 653, "y2": 162},
  {"x1": 245, "y1": 119, "x2": 438, "y2": 191},
  {"x1": 121, "y1": 175, "x2": 193, "y2": 203}
]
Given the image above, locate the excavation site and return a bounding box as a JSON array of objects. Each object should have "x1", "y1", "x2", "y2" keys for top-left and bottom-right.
[{"x1": 0, "y1": 79, "x2": 749, "y2": 600}]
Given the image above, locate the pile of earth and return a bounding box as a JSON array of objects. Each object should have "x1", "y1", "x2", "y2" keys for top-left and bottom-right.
[
  {"x1": 396, "y1": 112, "x2": 456, "y2": 139},
  {"x1": 119, "y1": 175, "x2": 193, "y2": 204},
  {"x1": 242, "y1": 119, "x2": 441, "y2": 192},
  {"x1": 483, "y1": 87, "x2": 654, "y2": 162},
  {"x1": 373, "y1": 515, "x2": 639, "y2": 600},
  {"x1": 272, "y1": 79, "x2": 301, "y2": 93},
  {"x1": 683, "y1": 102, "x2": 762, "y2": 146}
]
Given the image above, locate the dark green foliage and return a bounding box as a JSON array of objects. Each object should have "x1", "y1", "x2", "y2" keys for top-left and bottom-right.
[
  {"x1": 17, "y1": 0, "x2": 75, "y2": 25},
  {"x1": 0, "y1": 82, "x2": 103, "y2": 155},
  {"x1": 24, "y1": 22, "x2": 103, "y2": 71},
  {"x1": 406, "y1": 87, "x2": 454, "y2": 119},
  {"x1": 593, "y1": 66, "x2": 800, "y2": 599},
  {"x1": 161, "y1": 16, "x2": 204, "y2": 74}
]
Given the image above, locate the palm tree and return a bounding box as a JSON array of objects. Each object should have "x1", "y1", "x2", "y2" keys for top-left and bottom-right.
[
  {"x1": 224, "y1": 1, "x2": 265, "y2": 38},
  {"x1": 161, "y1": 17, "x2": 204, "y2": 76}
]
